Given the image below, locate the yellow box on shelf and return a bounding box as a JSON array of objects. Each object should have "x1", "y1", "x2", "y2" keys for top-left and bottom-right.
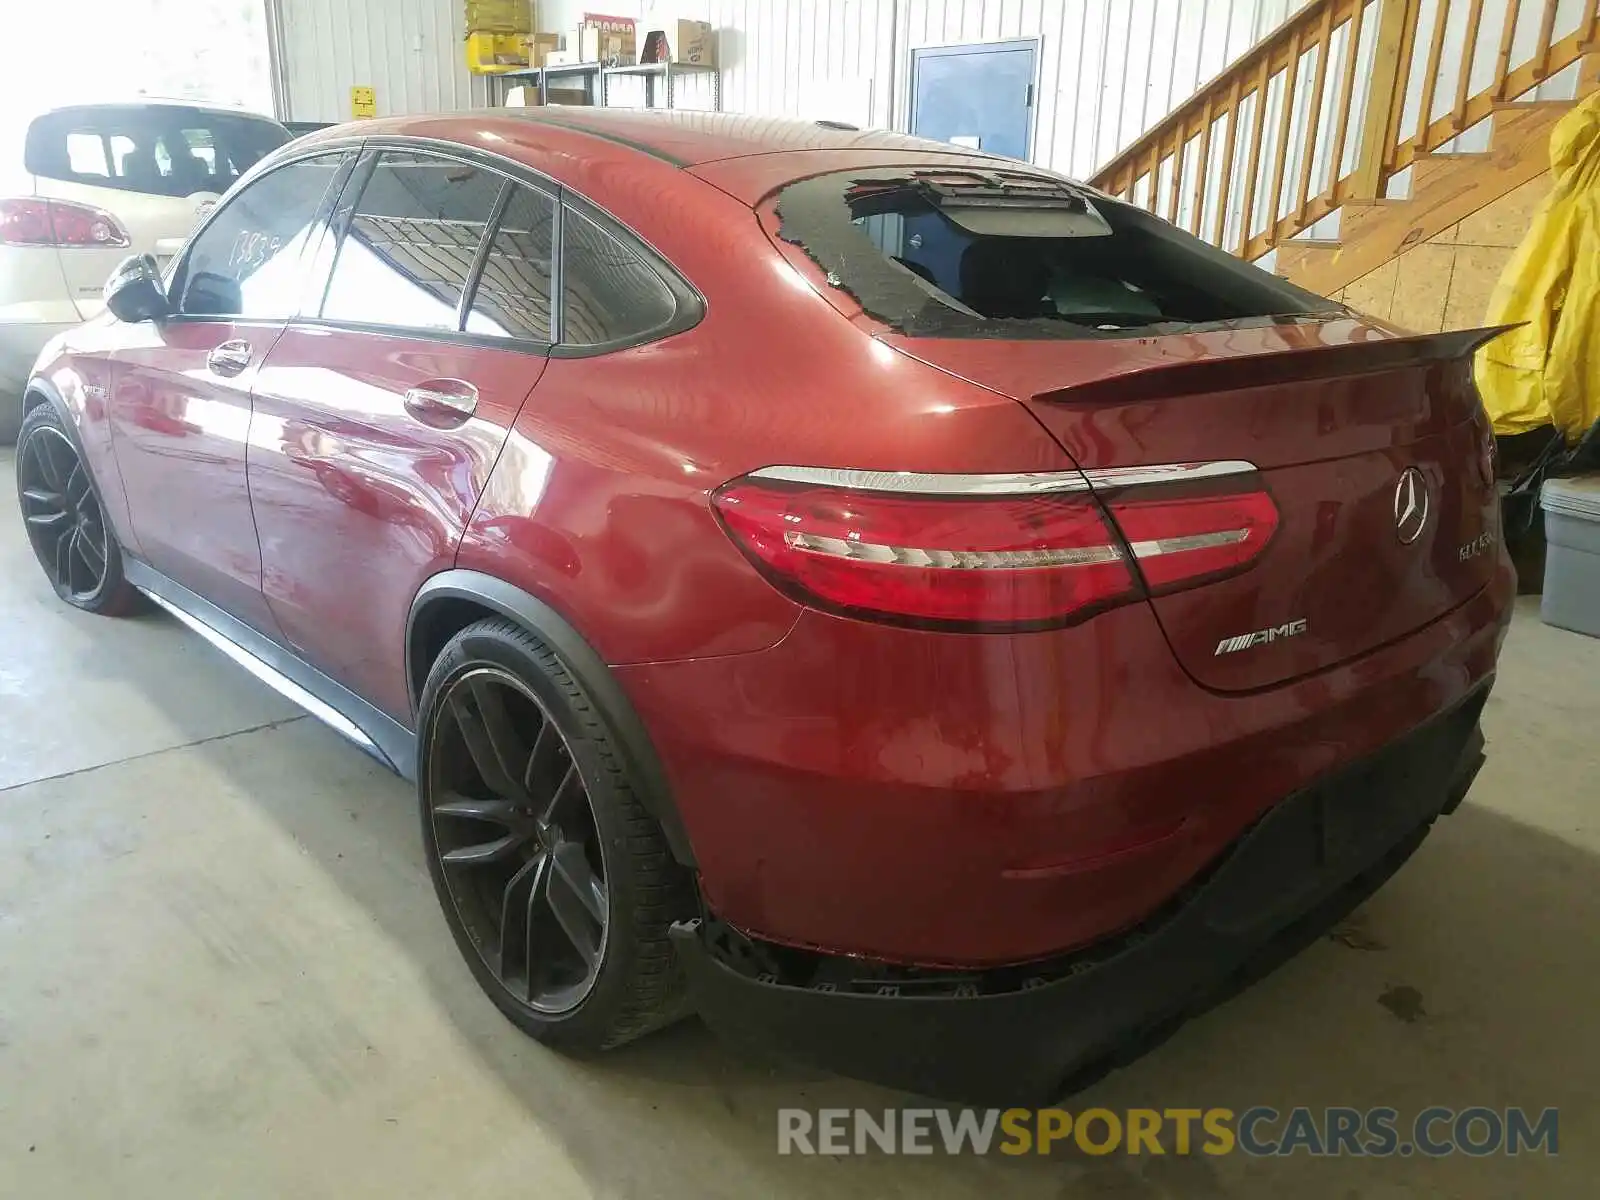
[
  {"x1": 465, "y1": 0, "x2": 531, "y2": 35},
  {"x1": 465, "y1": 30, "x2": 529, "y2": 74}
]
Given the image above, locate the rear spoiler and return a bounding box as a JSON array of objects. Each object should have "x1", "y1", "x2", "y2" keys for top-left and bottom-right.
[{"x1": 1034, "y1": 326, "x2": 1518, "y2": 406}]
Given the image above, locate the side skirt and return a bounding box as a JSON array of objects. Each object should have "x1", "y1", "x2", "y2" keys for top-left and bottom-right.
[{"x1": 124, "y1": 559, "x2": 417, "y2": 780}]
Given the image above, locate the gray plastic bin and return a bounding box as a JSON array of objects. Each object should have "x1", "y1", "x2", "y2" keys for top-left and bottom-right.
[{"x1": 1541, "y1": 475, "x2": 1600, "y2": 638}]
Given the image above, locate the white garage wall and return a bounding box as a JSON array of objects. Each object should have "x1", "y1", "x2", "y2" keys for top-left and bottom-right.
[
  {"x1": 613, "y1": 0, "x2": 1312, "y2": 179},
  {"x1": 272, "y1": 0, "x2": 1309, "y2": 179},
  {"x1": 271, "y1": 0, "x2": 491, "y2": 123}
]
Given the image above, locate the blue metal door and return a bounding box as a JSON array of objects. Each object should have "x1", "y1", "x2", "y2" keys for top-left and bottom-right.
[
  {"x1": 909, "y1": 39, "x2": 1037, "y2": 160},
  {"x1": 903, "y1": 41, "x2": 1037, "y2": 291}
]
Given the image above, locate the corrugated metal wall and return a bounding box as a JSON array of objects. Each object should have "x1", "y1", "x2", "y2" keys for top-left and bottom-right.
[
  {"x1": 611, "y1": 0, "x2": 1312, "y2": 178},
  {"x1": 273, "y1": 0, "x2": 1312, "y2": 180},
  {"x1": 272, "y1": 0, "x2": 491, "y2": 123},
  {"x1": 891, "y1": 0, "x2": 1312, "y2": 178}
]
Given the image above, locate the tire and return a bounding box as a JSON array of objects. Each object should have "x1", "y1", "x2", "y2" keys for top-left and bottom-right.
[
  {"x1": 417, "y1": 616, "x2": 694, "y2": 1051},
  {"x1": 14, "y1": 402, "x2": 140, "y2": 615}
]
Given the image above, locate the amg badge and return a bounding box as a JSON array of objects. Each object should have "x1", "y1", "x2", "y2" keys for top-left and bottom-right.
[{"x1": 1215, "y1": 618, "x2": 1308, "y2": 656}]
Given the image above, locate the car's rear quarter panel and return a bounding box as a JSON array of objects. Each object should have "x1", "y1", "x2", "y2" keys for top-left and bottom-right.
[{"x1": 456, "y1": 141, "x2": 1079, "y2": 665}]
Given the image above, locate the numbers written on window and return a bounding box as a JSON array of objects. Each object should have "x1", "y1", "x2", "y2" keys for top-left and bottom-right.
[
  {"x1": 177, "y1": 155, "x2": 345, "y2": 320},
  {"x1": 560, "y1": 208, "x2": 678, "y2": 346},
  {"x1": 321, "y1": 151, "x2": 504, "y2": 331},
  {"x1": 464, "y1": 184, "x2": 556, "y2": 342}
]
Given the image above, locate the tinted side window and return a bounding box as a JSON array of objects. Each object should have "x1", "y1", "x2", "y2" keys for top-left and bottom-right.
[
  {"x1": 25, "y1": 107, "x2": 290, "y2": 198},
  {"x1": 321, "y1": 151, "x2": 504, "y2": 331},
  {"x1": 464, "y1": 184, "x2": 556, "y2": 342},
  {"x1": 176, "y1": 155, "x2": 344, "y2": 319},
  {"x1": 560, "y1": 208, "x2": 677, "y2": 347}
]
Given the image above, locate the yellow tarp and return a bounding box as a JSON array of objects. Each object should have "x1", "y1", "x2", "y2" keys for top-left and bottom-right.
[{"x1": 1476, "y1": 89, "x2": 1600, "y2": 442}]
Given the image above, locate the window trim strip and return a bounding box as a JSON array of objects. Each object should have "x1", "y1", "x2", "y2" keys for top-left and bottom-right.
[
  {"x1": 161, "y1": 132, "x2": 704, "y2": 356},
  {"x1": 455, "y1": 176, "x2": 517, "y2": 333},
  {"x1": 549, "y1": 198, "x2": 566, "y2": 346},
  {"x1": 746, "y1": 461, "x2": 1260, "y2": 496}
]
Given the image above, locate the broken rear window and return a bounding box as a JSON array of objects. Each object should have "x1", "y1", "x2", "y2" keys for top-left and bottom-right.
[{"x1": 774, "y1": 165, "x2": 1342, "y2": 339}]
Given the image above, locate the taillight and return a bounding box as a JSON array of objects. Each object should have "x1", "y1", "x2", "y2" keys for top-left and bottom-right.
[
  {"x1": 713, "y1": 464, "x2": 1279, "y2": 630},
  {"x1": 0, "y1": 197, "x2": 130, "y2": 248},
  {"x1": 1099, "y1": 487, "x2": 1280, "y2": 592}
]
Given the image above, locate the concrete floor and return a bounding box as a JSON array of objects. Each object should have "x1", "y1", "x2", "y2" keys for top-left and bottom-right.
[{"x1": 1, "y1": 446, "x2": 1597, "y2": 1199}]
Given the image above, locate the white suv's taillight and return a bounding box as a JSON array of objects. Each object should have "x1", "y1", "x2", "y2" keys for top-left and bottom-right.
[
  {"x1": 713, "y1": 464, "x2": 1279, "y2": 630},
  {"x1": 0, "y1": 197, "x2": 130, "y2": 248}
]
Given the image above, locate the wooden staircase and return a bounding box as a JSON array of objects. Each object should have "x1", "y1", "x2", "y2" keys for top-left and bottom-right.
[
  {"x1": 1088, "y1": 0, "x2": 1600, "y2": 325},
  {"x1": 1277, "y1": 94, "x2": 1586, "y2": 294}
]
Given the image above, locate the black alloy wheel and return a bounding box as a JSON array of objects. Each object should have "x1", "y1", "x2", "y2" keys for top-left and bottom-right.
[
  {"x1": 14, "y1": 405, "x2": 137, "y2": 616},
  {"x1": 19, "y1": 424, "x2": 110, "y2": 603},
  {"x1": 426, "y1": 664, "x2": 611, "y2": 1015}
]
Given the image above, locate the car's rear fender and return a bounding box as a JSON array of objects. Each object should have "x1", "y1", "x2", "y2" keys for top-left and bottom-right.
[{"x1": 406, "y1": 568, "x2": 698, "y2": 867}]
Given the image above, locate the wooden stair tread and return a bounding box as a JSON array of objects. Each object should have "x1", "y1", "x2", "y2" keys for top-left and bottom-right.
[{"x1": 1491, "y1": 99, "x2": 1579, "y2": 111}]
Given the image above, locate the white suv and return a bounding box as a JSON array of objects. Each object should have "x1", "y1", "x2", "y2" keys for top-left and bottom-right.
[{"x1": 1, "y1": 101, "x2": 291, "y2": 441}]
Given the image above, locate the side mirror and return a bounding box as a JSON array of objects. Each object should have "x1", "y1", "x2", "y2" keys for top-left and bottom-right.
[{"x1": 104, "y1": 254, "x2": 170, "y2": 323}]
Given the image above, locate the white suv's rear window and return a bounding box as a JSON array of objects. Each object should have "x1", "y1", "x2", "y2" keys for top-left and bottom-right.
[{"x1": 25, "y1": 105, "x2": 289, "y2": 199}]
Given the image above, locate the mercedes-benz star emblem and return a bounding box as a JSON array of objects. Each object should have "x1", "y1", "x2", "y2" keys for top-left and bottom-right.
[{"x1": 1394, "y1": 468, "x2": 1429, "y2": 545}]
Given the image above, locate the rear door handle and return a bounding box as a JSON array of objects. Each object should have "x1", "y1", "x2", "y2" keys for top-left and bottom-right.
[
  {"x1": 404, "y1": 379, "x2": 479, "y2": 424},
  {"x1": 206, "y1": 339, "x2": 253, "y2": 378}
]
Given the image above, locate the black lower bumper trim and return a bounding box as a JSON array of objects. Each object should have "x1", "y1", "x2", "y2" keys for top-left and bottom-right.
[{"x1": 672, "y1": 683, "x2": 1491, "y2": 1104}]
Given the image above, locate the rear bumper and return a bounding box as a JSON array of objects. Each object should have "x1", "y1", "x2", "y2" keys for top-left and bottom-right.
[
  {"x1": 672, "y1": 682, "x2": 1490, "y2": 1103},
  {"x1": 617, "y1": 559, "x2": 1514, "y2": 966},
  {"x1": 0, "y1": 316, "x2": 78, "y2": 396}
]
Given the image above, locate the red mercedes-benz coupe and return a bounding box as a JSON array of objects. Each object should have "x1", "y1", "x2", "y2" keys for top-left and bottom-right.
[{"x1": 14, "y1": 110, "x2": 1513, "y2": 1101}]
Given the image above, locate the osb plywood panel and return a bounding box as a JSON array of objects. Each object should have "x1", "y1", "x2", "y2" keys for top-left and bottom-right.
[
  {"x1": 1343, "y1": 257, "x2": 1401, "y2": 321},
  {"x1": 1444, "y1": 245, "x2": 1513, "y2": 329},
  {"x1": 1390, "y1": 243, "x2": 1458, "y2": 332},
  {"x1": 1337, "y1": 168, "x2": 1555, "y2": 331},
  {"x1": 1456, "y1": 174, "x2": 1554, "y2": 246}
]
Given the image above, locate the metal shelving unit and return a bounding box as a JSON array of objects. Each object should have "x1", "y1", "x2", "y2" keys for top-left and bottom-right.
[
  {"x1": 492, "y1": 62, "x2": 606, "y2": 107},
  {"x1": 603, "y1": 62, "x2": 721, "y2": 111},
  {"x1": 491, "y1": 60, "x2": 720, "y2": 111}
]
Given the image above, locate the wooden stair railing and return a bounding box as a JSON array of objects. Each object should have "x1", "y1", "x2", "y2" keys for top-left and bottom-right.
[{"x1": 1088, "y1": 0, "x2": 1600, "y2": 262}]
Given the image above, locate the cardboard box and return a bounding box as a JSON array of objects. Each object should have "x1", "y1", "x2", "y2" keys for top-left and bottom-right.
[
  {"x1": 506, "y1": 83, "x2": 590, "y2": 107},
  {"x1": 522, "y1": 32, "x2": 561, "y2": 68},
  {"x1": 641, "y1": 19, "x2": 716, "y2": 66},
  {"x1": 574, "y1": 24, "x2": 631, "y2": 64},
  {"x1": 581, "y1": 12, "x2": 637, "y2": 63},
  {"x1": 544, "y1": 48, "x2": 580, "y2": 67}
]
